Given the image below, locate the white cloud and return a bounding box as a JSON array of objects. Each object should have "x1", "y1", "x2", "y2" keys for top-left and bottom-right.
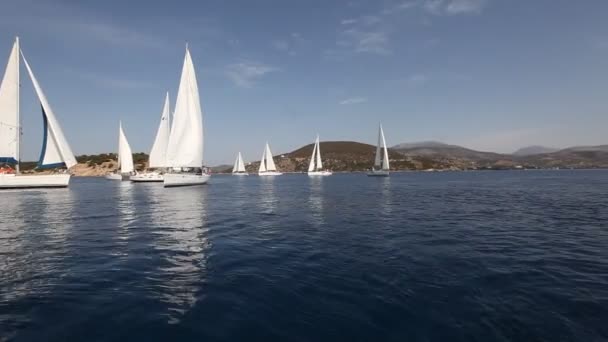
[
  {"x1": 340, "y1": 28, "x2": 391, "y2": 55},
  {"x1": 339, "y1": 97, "x2": 368, "y2": 105},
  {"x1": 423, "y1": 0, "x2": 487, "y2": 15},
  {"x1": 226, "y1": 62, "x2": 279, "y2": 88},
  {"x1": 341, "y1": 18, "x2": 358, "y2": 25}
]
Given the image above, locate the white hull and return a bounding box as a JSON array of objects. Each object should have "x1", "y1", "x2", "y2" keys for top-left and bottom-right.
[
  {"x1": 367, "y1": 170, "x2": 390, "y2": 177},
  {"x1": 308, "y1": 170, "x2": 332, "y2": 176},
  {"x1": 105, "y1": 173, "x2": 130, "y2": 181},
  {"x1": 258, "y1": 171, "x2": 283, "y2": 176},
  {"x1": 131, "y1": 172, "x2": 164, "y2": 182},
  {"x1": 164, "y1": 173, "x2": 210, "y2": 187},
  {"x1": 0, "y1": 173, "x2": 70, "y2": 189},
  {"x1": 232, "y1": 172, "x2": 249, "y2": 176}
]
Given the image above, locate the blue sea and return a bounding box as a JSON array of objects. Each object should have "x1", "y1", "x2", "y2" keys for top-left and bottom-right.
[{"x1": 1, "y1": 171, "x2": 607, "y2": 341}]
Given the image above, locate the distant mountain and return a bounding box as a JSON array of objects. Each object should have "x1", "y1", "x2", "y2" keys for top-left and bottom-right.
[
  {"x1": 391, "y1": 141, "x2": 450, "y2": 149},
  {"x1": 513, "y1": 146, "x2": 559, "y2": 156},
  {"x1": 391, "y1": 141, "x2": 506, "y2": 162},
  {"x1": 560, "y1": 145, "x2": 608, "y2": 152}
]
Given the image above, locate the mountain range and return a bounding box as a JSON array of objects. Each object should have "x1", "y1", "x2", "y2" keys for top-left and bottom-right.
[
  {"x1": 20, "y1": 141, "x2": 608, "y2": 175},
  {"x1": 230, "y1": 141, "x2": 608, "y2": 173}
]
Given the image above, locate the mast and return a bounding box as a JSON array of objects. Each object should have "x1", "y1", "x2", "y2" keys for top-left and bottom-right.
[{"x1": 15, "y1": 37, "x2": 20, "y2": 174}]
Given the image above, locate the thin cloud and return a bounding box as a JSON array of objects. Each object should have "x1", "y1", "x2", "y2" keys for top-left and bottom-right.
[
  {"x1": 341, "y1": 18, "x2": 358, "y2": 25},
  {"x1": 423, "y1": 0, "x2": 488, "y2": 15},
  {"x1": 72, "y1": 70, "x2": 155, "y2": 90},
  {"x1": 339, "y1": 97, "x2": 368, "y2": 105},
  {"x1": 272, "y1": 40, "x2": 290, "y2": 52},
  {"x1": 407, "y1": 74, "x2": 429, "y2": 86},
  {"x1": 226, "y1": 61, "x2": 279, "y2": 88},
  {"x1": 1, "y1": 0, "x2": 168, "y2": 49}
]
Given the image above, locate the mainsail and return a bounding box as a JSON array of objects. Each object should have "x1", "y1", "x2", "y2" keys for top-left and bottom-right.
[
  {"x1": 232, "y1": 152, "x2": 246, "y2": 173},
  {"x1": 166, "y1": 47, "x2": 204, "y2": 168},
  {"x1": 149, "y1": 92, "x2": 170, "y2": 168},
  {"x1": 374, "y1": 124, "x2": 389, "y2": 171},
  {"x1": 381, "y1": 125, "x2": 389, "y2": 170},
  {"x1": 308, "y1": 140, "x2": 317, "y2": 172},
  {"x1": 0, "y1": 38, "x2": 19, "y2": 164},
  {"x1": 264, "y1": 143, "x2": 277, "y2": 171}
]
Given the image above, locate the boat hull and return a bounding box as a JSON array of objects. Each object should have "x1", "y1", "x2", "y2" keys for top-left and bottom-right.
[
  {"x1": 258, "y1": 171, "x2": 283, "y2": 176},
  {"x1": 367, "y1": 170, "x2": 390, "y2": 177},
  {"x1": 131, "y1": 172, "x2": 164, "y2": 182},
  {"x1": 0, "y1": 173, "x2": 71, "y2": 189},
  {"x1": 105, "y1": 173, "x2": 130, "y2": 181},
  {"x1": 163, "y1": 173, "x2": 210, "y2": 187},
  {"x1": 308, "y1": 171, "x2": 332, "y2": 176},
  {"x1": 232, "y1": 172, "x2": 249, "y2": 176}
]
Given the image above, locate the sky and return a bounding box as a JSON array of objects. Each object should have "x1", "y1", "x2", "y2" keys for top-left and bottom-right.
[{"x1": 1, "y1": 0, "x2": 608, "y2": 165}]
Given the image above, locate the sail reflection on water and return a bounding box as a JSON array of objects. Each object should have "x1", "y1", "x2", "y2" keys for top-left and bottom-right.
[
  {"x1": 148, "y1": 186, "x2": 209, "y2": 324},
  {"x1": 308, "y1": 176, "x2": 325, "y2": 227}
]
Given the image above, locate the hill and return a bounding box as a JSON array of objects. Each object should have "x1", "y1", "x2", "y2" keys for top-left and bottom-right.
[
  {"x1": 513, "y1": 146, "x2": 559, "y2": 156},
  {"x1": 233, "y1": 141, "x2": 460, "y2": 173}
]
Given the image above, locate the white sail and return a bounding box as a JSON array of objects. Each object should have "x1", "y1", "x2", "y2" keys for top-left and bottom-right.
[
  {"x1": 232, "y1": 154, "x2": 239, "y2": 173},
  {"x1": 118, "y1": 122, "x2": 134, "y2": 173},
  {"x1": 149, "y1": 92, "x2": 171, "y2": 168},
  {"x1": 380, "y1": 125, "x2": 389, "y2": 170},
  {"x1": 374, "y1": 124, "x2": 382, "y2": 168},
  {"x1": 0, "y1": 38, "x2": 19, "y2": 164},
  {"x1": 308, "y1": 140, "x2": 317, "y2": 172},
  {"x1": 265, "y1": 143, "x2": 277, "y2": 171},
  {"x1": 315, "y1": 136, "x2": 323, "y2": 170},
  {"x1": 21, "y1": 52, "x2": 76, "y2": 168},
  {"x1": 237, "y1": 152, "x2": 246, "y2": 172},
  {"x1": 166, "y1": 47, "x2": 203, "y2": 168},
  {"x1": 258, "y1": 148, "x2": 267, "y2": 172}
]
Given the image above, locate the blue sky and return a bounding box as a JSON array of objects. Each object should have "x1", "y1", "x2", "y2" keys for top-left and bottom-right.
[{"x1": 1, "y1": 0, "x2": 608, "y2": 165}]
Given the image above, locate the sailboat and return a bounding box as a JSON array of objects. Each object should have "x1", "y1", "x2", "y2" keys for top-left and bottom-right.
[
  {"x1": 367, "y1": 124, "x2": 390, "y2": 177},
  {"x1": 131, "y1": 92, "x2": 170, "y2": 182},
  {"x1": 232, "y1": 152, "x2": 248, "y2": 175},
  {"x1": 106, "y1": 121, "x2": 134, "y2": 181},
  {"x1": 0, "y1": 37, "x2": 77, "y2": 189},
  {"x1": 163, "y1": 45, "x2": 209, "y2": 187},
  {"x1": 307, "y1": 135, "x2": 332, "y2": 176},
  {"x1": 258, "y1": 142, "x2": 282, "y2": 176}
]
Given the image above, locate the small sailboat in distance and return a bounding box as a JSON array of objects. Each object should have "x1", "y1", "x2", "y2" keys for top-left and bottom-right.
[
  {"x1": 308, "y1": 135, "x2": 332, "y2": 176},
  {"x1": 106, "y1": 121, "x2": 134, "y2": 181},
  {"x1": 131, "y1": 92, "x2": 170, "y2": 182},
  {"x1": 367, "y1": 123, "x2": 390, "y2": 177},
  {"x1": 163, "y1": 44, "x2": 209, "y2": 187},
  {"x1": 258, "y1": 142, "x2": 282, "y2": 176},
  {"x1": 232, "y1": 152, "x2": 248, "y2": 175},
  {"x1": 0, "y1": 37, "x2": 77, "y2": 189}
]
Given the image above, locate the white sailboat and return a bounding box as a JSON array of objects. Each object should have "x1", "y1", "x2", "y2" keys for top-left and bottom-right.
[
  {"x1": 0, "y1": 37, "x2": 76, "y2": 189},
  {"x1": 232, "y1": 152, "x2": 248, "y2": 175},
  {"x1": 258, "y1": 142, "x2": 282, "y2": 176},
  {"x1": 368, "y1": 123, "x2": 390, "y2": 177},
  {"x1": 131, "y1": 92, "x2": 170, "y2": 183},
  {"x1": 163, "y1": 45, "x2": 209, "y2": 187},
  {"x1": 106, "y1": 121, "x2": 134, "y2": 181},
  {"x1": 307, "y1": 135, "x2": 332, "y2": 176}
]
